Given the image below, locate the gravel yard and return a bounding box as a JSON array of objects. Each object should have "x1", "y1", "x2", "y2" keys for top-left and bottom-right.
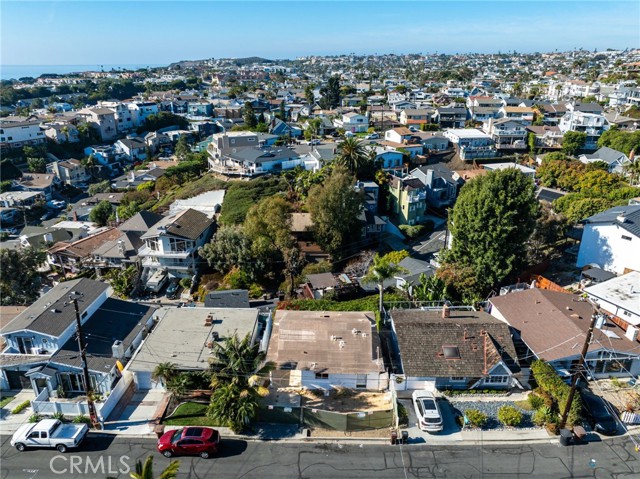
[{"x1": 450, "y1": 400, "x2": 536, "y2": 430}]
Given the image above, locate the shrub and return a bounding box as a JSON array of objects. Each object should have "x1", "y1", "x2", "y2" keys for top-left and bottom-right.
[
  {"x1": 72, "y1": 415, "x2": 92, "y2": 425},
  {"x1": 399, "y1": 224, "x2": 425, "y2": 239},
  {"x1": 11, "y1": 400, "x2": 31, "y2": 414},
  {"x1": 248, "y1": 283, "x2": 263, "y2": 299},
  {"x1": 533, "y1": 406, "x2": 556, "y2": 426},
  {"x1": 179, "y1": 277, "x2": 192, "y2": 290},
  {"x1": 52, "y1": 412, "x2": 66, "y2": 422},
  {"x1": 528, "y1": 393, "x2": 545, "y2": 410},
  {"x1": 28, "y1": 413, "x2": 43, "y2": 423},
  {"x1": 397, "y1": 402, "x2": 409, "y2": 427},
  {"x1": 464, "y1": 409, "x2": 488, "y2": 428},
  {"x1": 497, "y1": 405, "x2": 523, "y2": 427},
  {"x1": 531, "y1": 360, "x2": 581, "y2": 425}
]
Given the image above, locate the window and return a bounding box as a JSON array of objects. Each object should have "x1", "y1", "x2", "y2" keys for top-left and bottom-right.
[
  {"x1": 169, "y1": 238, "x2": 191, "y2": 252},
  {"x1": 248, "y1": 138, "x2": 255, "y2": 142},
  {"x1": 356, "y1": 374, "x2": 367, "y2": 389},
  {"x1": 28, "y1": 432, "x2": 40, "y2": 439},
  {"x1": 147, "y1": 238, "x2": 159, "y2": 251},
  {"x1": 315, "y1": 373, "x2": 329, "y2": 379},
  {"x1": 484, "y1": 376, "x2": 509, "y2": 384},
  {"x1": 450, "y1": 377, "x2": 465, "y2": 382}
]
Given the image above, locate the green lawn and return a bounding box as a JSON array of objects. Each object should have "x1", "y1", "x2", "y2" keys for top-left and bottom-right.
[
  {"x1": 0, "y1": 395, "x2": 15, "y2": 409},
  {"x1": 162, "y1": 402, "x2": 221, "y2": 427}
]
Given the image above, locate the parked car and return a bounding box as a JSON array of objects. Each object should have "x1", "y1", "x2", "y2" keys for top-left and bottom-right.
[
  {"x1": 11, "y1": 419, "x2": 89, "y2": 453},
  {"x1": 412, "y1": 390, "x2": 443, "y2": 432},
  {"x1": 579, "y1": 389, "x2": 618, "y2": 436},
  {"x1": 166, "y1": 278, "x2": 180, "y2": 299},
  {"x1": 306, "y1": 139, "x2": 321, "y2": 146},
  {"x1": 365, "y1": 133, "x2": 379, "y2": 140},
  {"x1": 157, "y1": 427, "x2": 220, "y2": 458}
]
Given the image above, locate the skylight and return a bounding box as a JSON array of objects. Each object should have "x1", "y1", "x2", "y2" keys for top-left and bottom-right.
[{"x1": 443, "y1": 346, "x2": 461, "y2": 359}]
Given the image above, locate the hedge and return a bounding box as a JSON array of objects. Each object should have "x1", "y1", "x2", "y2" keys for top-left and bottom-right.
[
  {"x1": 11, "y1": 400, "x2": 31, "y2": 414},
  {"x1": 530, "y1": 360, "x2": 581, "y2": 426}
]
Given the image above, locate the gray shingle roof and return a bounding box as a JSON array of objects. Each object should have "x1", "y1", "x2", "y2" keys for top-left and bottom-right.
[
  {"x1": 1, "y1": 279, "x2": 109, "y2": 336},
  {"x1": 585, "y1": 204, "x2": 640, "y2": 238},
  {"x1": 118, "y1": 210, "x2": 164, "y2": 234},
  {"x1": 204, "y1": 290, "x2": 250, "y2": 309},
  {"x1": 142, "y1": 209, "x2": 214, "y2": 241},
  {"x1": 391, "y1": 309, "x2": 519, "y2": 378}
]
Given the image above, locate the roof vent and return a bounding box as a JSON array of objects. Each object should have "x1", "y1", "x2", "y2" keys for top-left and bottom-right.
[{"x1": 617, "y1": 214, "x2": 627, "y2": 223}]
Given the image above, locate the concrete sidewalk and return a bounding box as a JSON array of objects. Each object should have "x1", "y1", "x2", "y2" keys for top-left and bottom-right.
[{"x1": 0, "y1": 390, "x2": 36, "y2": 436}]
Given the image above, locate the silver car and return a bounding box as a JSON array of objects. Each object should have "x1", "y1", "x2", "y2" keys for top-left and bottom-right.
[{"x1": 412, "y1": 390, "x2": 443, "y2": 432}]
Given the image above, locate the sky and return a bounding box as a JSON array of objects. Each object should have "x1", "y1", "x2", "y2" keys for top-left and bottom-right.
[{"x1": 1, "y1": 1, "x2": 639, "y2": 66}]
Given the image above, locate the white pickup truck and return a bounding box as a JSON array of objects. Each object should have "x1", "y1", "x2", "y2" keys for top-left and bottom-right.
[{"x1": 11, "y1": 419, "x2": 89, "y2": 453}]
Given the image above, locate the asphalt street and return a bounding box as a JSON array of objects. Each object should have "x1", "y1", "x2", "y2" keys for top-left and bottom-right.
[{"x1": 1, "y1": 433, "x2": 639, "y2": 479}]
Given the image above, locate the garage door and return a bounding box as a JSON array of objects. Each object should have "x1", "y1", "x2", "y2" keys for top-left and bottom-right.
[{"x1": 5, "y1": 370, "x2": 32, "y2": 390}]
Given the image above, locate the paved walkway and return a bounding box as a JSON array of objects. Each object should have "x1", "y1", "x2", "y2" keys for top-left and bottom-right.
[
  {"x1": 0, "y1": 390, "x2": 36, "y2": 435},
  {"x1": 102, "y1": 389, "x2": 167, "y2": 436}
]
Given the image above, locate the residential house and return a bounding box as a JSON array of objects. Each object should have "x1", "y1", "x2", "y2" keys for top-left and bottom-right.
[
  {"x1": 128, "y1": 307, "x2": 260, "y2": 390},
  {"x1": 388, "y1": 176, "x2": 427, "y2": 225},
  {"x1": 291, "y1": 212, "x2": 330, "y2": 262},
  {"x1": 266, "y1": 310, "x2": 388, "y2": 391},
  {"x1": 0, "y1": 119, "x2": 46, "y2": 150},
  {"x1": 584, "y1": 272, "x2": 640, "y2": 341},
  {"x1": 499, "y1": 106, "x2": 535, "y2": 125},
  {"x1": 204, "y1": 290, "x2": 250, "y2": 309},
  {"x1": 559, "y1": 110, "x2": 610, "y2": 150},
  {"x1": 333, "y1": 112, "x2": 369, "y2": 133},
  {"x1": 389, "y1": 308, "x2": 521, "y2": 392},
  {"x1": 384, "y1": 127, "x2": 415, "y2": 145},
  {"x1": 187, "y1": 102, "x2": 213, "y2": 116},
  {"x1": 576, "y1": 204, "x2": 640, "y2": 274},
  {"x1": 390, "y1": 100, "x2": 417, "y2": 112},
  {"x1": 301, "y1": 273, "x2": 358, "y2": 300},
  {"x1": 483, "y1": 162, "x2": 536, "y2": 178},
  {"x1": 484, "y1": 118, "x2": 528, "y2": 151},
  {"x1": 44, "y1": 122, "x2": 80, "y2": 144},
  {"x1": 84, "y1": 145, "x2": 122, "y2": 176},
  {"x1": 111, "y1": 167, "x2": 164, "y2": 189},
  {"x1": 168, "y1": 190, "x2": 225, "y2": 218},
  {"x1": 470, "y1": 106, "x2": 501, "y2": 122},
  {"x1": 489, "y1": 288, "x2": 640, "y2": 382},
  {"x1": 413, "y1": 132, "x2": 450, "y2": 153},
  {"x1": 578, "y1": 146, "x2": 630, "y2": 174},
  {"x1": 270, "y1": 118, "x2": 302, "y2": 138},
  {"x1": 355, "y1": 180, "x2": 380, "y2": 213},
  {"x1": 372, "y1": 147, "x2": 404, "y2": 170},
  {"x1": 434, "y1": 106, "x2": 467, "y2": 128},
  {"x1": 47, "y1": 227, "x2": 124, "y2": 275},
  {"x1": 604, "y1": 112, "x2": 638, "y2": 131},
  {"x1": 115, "y1": 137, "x2": 148, "y2": 163},
  {"x1": 48, "y1": 159, "x2": 91, "y2": 187},
  {"x1": 139, "y1": 208, "x2": 215, "y2": 280},
  {"x1": 127, "y1": 102, "x2": 159, "y2": 128},
  {"x1": 399, "y1": 109, "x2": 434, "y2": 128},
  {"x1": 525, "y1": 125, "x2": 563, "y2": 149},
  {"x1": 410, "y1": 164, "x2": 461, "y2": 209},
  {"x1": 0, "y1": 191, "x2": 45, "y2": 209},
  {"x1": 78, "y1": 108, "x2": 118, "y2": 142},
  {"x1": 97, "y1": 102, "x2": 134, "y2": 133},
  {"x1": 392, "y1": 256, "x2": 435, "y2": 292},
  {"x1": 443, "y1": 128, "x2": 496, "y2": 161},
  {"x1": 15, "y1": 173, "x2": 57, "y2": 201},
  {"x1": 0, "y1": 207, "x2": 19, "y2": 226}
]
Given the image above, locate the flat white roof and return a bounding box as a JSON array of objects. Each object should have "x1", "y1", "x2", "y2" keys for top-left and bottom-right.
[
  {"x1": 445, "y1": 128, "x2": 491, "y2": 139},
  {"x1": 129, "y1": 307, "x2": 260, "y2": 372},
  {"x1": 483, "y1": 163, "x2": 536, "y2": 174},
  {"x1": 169, "y1": 190, "x2": 225, "y2": 218},
  {"x1": 585, "y1": 271, "x2": 640, "y2": 322}
]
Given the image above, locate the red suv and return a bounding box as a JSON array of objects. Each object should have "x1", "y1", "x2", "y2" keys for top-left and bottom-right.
[{"x1": 157, "y1": 427, "x2": 221, "y2": 459}]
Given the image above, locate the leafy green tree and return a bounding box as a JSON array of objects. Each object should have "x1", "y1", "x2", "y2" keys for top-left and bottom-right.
[
  {"x1": 0, "y1": 180, "x2": 12, "y2": 193},
  {"x1": 174, "y1": 135, "x2": 190, "y2": 161},
  {"x1": 362, "y1": 253, "x2": 408, "y2": 312},
  {"x1": 27, "y1": 157, "x2": 47, "y2": 173},
  {"x1": 553, "y1": 195, "x2": 612, "y2": 223},
  {"x1": 88, "y1": 180, "x2": 111, "y2": 196},
  {"x1": 562, "y1": 131, "x2": 587, "y2": 156},
  {"x1": 243, "y1": 101, "x2": 257, "y2": 129},
  {"x1": 128, "y1": 455, "x2": 180, "y2": 479},
  {"x1": 576, "y1": 169, "x2": 623, "y2": 196},
  {"x1": 442, "y1": 168, "x2": 538, "y2": 296},
  {"x1": 597, "y1": 128, "x2": 640, "y2": 156},
  {"x1": 89, "y1": 200, "x2": 113, "y2": 226},
  {"x1": 199, "y1": 225, "x2": 260, "y2": 278},
  {"x1": 138, "y1": 112, "x2": 188, "y2": 133},
  {"x1": 307, "y1": 167, "x2": 364, "y2": 260},
  {"x1": 413, "y1": 273, "x2": 446, "y2": 302},
  {"x1": 319, "y1": 75, "x2": 341, "y2": 110},
  {"x1": 106, "y1": 265, "x2": 137, "y2": 298},
  {"x1": 305, "y1": 84, "x2": 315, "y2": 106},
  {"x1": 527, "y1": 203, "x2": 570, "y2": 263},
  {"x1": 0, "y1": 247, "x2": 45, "y2": 305}
]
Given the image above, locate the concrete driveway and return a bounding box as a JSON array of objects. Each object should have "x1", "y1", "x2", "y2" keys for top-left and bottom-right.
[{"x1": 398, "y1": 397, "x2": 463, "y2": 444}]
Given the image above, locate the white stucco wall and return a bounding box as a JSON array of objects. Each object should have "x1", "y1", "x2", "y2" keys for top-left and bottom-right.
[{"x1": 577, "y1": 223, "x2": 640, "y2": 274}]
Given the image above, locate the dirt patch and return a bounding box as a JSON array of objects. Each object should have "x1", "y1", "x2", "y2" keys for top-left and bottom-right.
[
  {"x1": 309, "y1": 427, "x2": 389, "y2": 438},
  {"x1": 591, "y1": 379, "x2": 640, "y2": 414},
  {"x1": 280, "y1": 387, "x2": 392, "y2": 412}
]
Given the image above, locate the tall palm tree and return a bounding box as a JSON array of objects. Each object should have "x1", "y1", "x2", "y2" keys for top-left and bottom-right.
[
  {"x1": 623, "y1": 155, "x2": 640, "y2": 186},
  {"x1": 362, "y1": 253, "x2": 408, "y2": 313},
  {"x1": 152, "y1": 362, "x2": 177, "y2": 388},
  {"x1": 128, "y1": 456, "x2": 180, "y2": 479},
  {"x1": 336, "y1": 137, "x2": 370, "y2": 175}
]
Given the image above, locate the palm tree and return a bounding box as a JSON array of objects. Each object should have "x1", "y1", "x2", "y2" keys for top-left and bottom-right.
[
  {"x1": 207, "y1": 334, "x2": 274, "y2": 433},
  {"x1": 152, "y1": 362, "x2": 177, "y2": 388},
  {"x1": 336, "y1": 137, "x2": 370, "y2": 175},
  {"x1": 623, "y1": 155, "x2": 640, "y2": 186},
  {"x1": 362, "y1": 253, "x2": 408, "y2": 313},
  {"x1": 128, "y1": 456, "x2": 180, "y2": 479}
]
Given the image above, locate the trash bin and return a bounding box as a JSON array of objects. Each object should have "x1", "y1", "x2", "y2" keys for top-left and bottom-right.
[
  {"x1": 390, "y1": 430, "x2": 398, "y2": 445},
  {"x1": 559, "y1": 428, "x2": 573, "y2": 446},
  {"x1": 572, "y1": 425, "x2": 586, "y2": 444},
  {"x1": 401, "y1": 430, "x2": 409, "y2": 444}
]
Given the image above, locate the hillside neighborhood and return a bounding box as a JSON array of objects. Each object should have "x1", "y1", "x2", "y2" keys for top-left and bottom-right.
[{"x1": 2, "y1": 48, "x2": 640, "y2": 464}]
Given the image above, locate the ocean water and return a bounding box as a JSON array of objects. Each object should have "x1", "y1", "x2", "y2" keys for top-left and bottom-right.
[{"x1": 0, "y1": 64, "x2": 165, "y2": 80}]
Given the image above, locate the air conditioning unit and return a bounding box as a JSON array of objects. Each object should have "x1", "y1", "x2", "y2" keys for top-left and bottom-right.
[{"x1": 625, "y1": 326, "x2": 638, "y2": 342}]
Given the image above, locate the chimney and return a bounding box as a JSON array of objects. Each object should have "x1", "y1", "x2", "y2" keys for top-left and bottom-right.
[
  {"x1": 617, "y1": 214, "x2": 627, "y2": 223},
  {"x1": 73, "y1": 210, "x2": 78, "y2": 221},
  {"x1": 112, "y1": 340, "x2": 125, "y2": 359},
  {"x1": 117, "y1": 240, "x2": 126, "y2": 256},
  {"x1": 442, "y1": 302, "x2": 451, "y2": 319}
]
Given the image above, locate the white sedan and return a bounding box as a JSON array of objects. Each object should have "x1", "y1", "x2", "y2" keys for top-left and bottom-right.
[{"x1": 412, "y1": 390, "x2": 443, "y2": 432}]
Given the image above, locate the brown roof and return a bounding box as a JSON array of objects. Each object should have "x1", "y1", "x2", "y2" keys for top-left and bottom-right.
[
  {"x1": 489, "y1": 289, "x2": 640, "y2": 361},
  {"x1": 504, "y1": 106, "x2": 534, "y2": 113},
  {"x1": 391, "y1": 309, "x2": 519, "y2": 378},
  {"x1": 392, "y1": 127, "x2": 414, "y2": 136},
  {"x1": 266, "y1": 310, "x2": 385, "y2": 375},
  {"x1": 48, "y1": 228, "x2": 123, "y2": 259},
  {"x1": 18, "y1": 173, "x2": 55, "y2": 189},
  {"x1": 0, "y1": 306, "x2": 27, "y2": 329},
  {"x1": 291, "y1": 212, "x2": 313, "y2": 233}
]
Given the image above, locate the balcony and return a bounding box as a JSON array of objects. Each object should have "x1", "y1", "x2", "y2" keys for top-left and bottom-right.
[
  {"x1": 494, "y1": 129, "x2": 526, "y2": 136},
  {"x1": 138, "y1": 246, "x2": 192, "y2": 258}
]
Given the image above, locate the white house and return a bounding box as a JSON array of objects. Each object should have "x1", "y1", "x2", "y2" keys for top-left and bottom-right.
[
  {"x1": 333, "y1": 112, "x2": 369, "y2": 133},
  {"x1": 578, "y1": 146, "x2": 630, "y2": 174},
  {"x1": 266, "y1": 310, "x2": 388, "y2": 391},
  {"x1": 584, "y1": 272, "x2": 640, "y2": 337},
  {"x1": 576, "y1": 204, "x2": 640, "y2": 274},
  {"x1": 127, "y1": 102, "x2": 159, "y2": 128},
  {"x1": 0, "y1": 119, "x2": 46, "y2": 149},
  {"x1": 443, "y1": 128, "x2": 496, "y2": 161},
  {"x1": 559, "y1": 110, "x2": 609, "y2": 150}
]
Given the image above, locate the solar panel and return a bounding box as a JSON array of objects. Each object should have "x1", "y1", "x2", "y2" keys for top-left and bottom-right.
[{"x1": 443, "y1": 346, "x2": 461, "y2": 359}]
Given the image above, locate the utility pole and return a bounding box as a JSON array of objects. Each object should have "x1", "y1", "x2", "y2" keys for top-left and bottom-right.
[
  {"x1": 559, "y1": 308, "x2": 598, "y2": 430},
  {"x1": 70, "y1": 294, "x2": 100, "y2": 429}
]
